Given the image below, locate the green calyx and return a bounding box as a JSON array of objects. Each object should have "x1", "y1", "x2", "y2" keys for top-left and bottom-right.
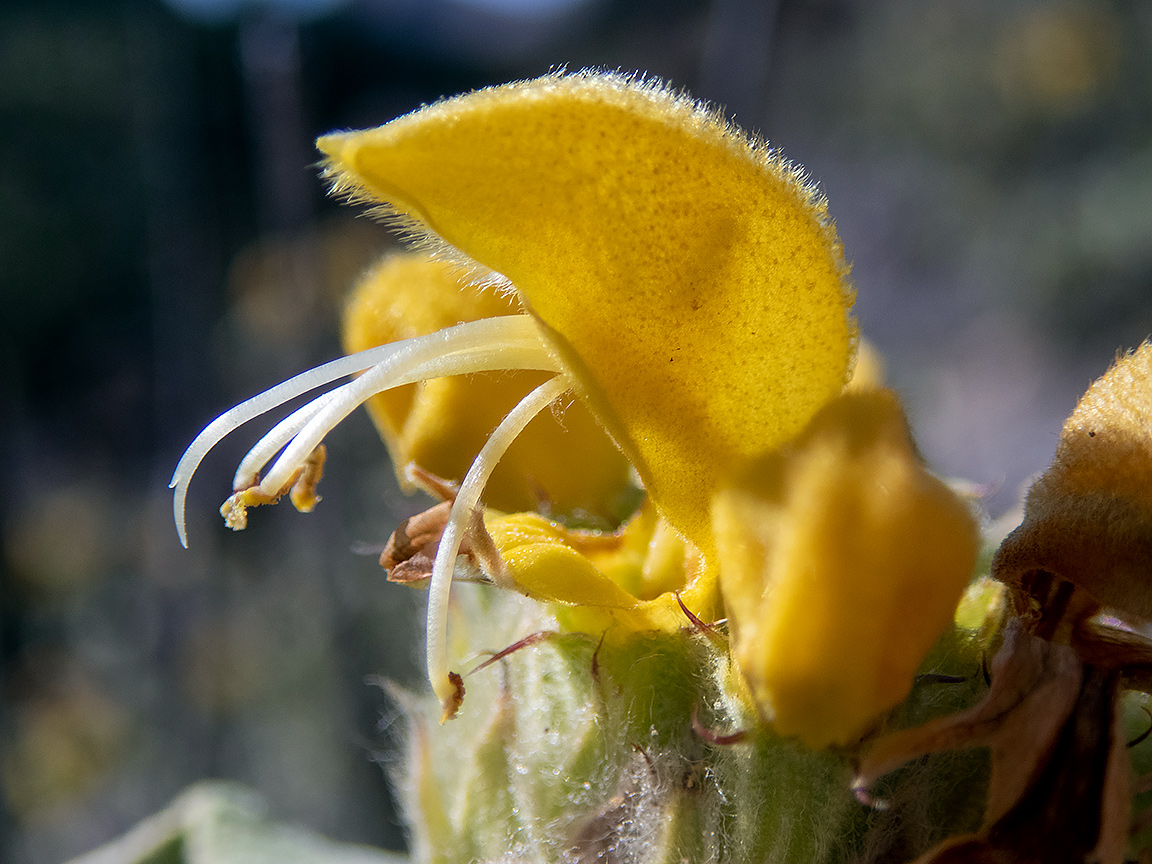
[{"x1": 396, "y1": 584, "x2": 993, "y2": 864}]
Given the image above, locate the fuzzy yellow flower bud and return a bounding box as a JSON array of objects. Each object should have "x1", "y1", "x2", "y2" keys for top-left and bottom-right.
[
  {"x1": 177, "y1": 71, "x2": 854, "y2": 717},
  {"x1": 994, "y1": 340, "x2": 1152, "y2": 621},
  {"x1": 713, "y1": 389, "x2": 979, "y2": 749}
]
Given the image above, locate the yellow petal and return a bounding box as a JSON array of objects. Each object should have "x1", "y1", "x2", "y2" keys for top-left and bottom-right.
[
  {"x1": 485, "y1": 510, "x2": 690, "y2": 633},
  {"x1": 712, "y1": 390, "x2": 979, "y2": 749},
  {"x1": 343, "y1": 252, "x2": 635, "y2": 521},
  {"x1": 319, "y1": 71, "x2": 856, "y2": 553},
  {"x1": 993, "y1": 340, "x2": 1152, "y2": 621},
  {"x1": 487, "y1": 513, "x2": 643, "y2": 609}
]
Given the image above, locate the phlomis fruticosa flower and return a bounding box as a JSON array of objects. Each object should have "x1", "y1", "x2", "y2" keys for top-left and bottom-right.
[{"x1": 172, "y1": 71, "x2": 977, "y2": 737}]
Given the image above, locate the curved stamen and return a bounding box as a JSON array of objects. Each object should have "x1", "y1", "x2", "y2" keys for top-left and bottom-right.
[
  {"x1": 427, "y1": 375, "x2": 573, "y2": 718},
  {"x1": 246, "y1": 322, "x2": 563, "y2": 510},
  {"x1": 232, "y1": 391, "x2": 340, "y2": 491},
  {"x1": 171, "y1": 315, "x2": 557, "y2": 547},
  {"x1": 253, "y1": 323, "x2": 552, "y2": 501}
]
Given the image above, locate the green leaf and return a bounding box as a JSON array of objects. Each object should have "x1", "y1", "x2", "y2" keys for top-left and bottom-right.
[{"x1": 66, "y1": 782, "x2": 407, "y2": 864}]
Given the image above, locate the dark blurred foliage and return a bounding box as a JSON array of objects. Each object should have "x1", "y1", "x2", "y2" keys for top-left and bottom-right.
[{"x1": 1, "y1": 0, "x2": 1149, "y2": 862}]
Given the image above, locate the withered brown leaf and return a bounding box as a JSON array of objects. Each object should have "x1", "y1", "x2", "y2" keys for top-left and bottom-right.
[{"x1": 856, "y1": 620, "x2": 1130, "y2": 864}]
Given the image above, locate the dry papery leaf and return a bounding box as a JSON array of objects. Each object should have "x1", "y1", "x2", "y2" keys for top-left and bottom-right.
[
  {"x1": 856, "y1": 620, "x2": 1130, "y2": 864},
  {"x1": 380, "y1": 466, "x2": 508, "y2": 588}
]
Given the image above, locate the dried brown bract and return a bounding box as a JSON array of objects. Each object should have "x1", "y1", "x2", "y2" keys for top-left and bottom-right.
[
  {"x1": 856, "y1": 620, "x2": 1129, "y2": 863},
  {"x1": 380, "y1": 467, "x2": 511, "y2": 588}
]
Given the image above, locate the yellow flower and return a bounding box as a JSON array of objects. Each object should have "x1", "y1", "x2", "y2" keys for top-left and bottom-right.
[
  {"x1": 317, "y1": 70, "x2": 856, "y2": 552},
  {"x1": 172, "y1": 71, "x2": 975, "y2": 732},
  {"x1": 481, "y1": 502, "x2": 700, "y2": 634}
]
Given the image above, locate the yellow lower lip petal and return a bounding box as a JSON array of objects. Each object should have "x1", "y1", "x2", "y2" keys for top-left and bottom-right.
[{"x1": 713, "y1": 390, "x2": 979, "y2": 748}]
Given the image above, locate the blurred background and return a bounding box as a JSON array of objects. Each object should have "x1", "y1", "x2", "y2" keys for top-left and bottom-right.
[{"x1": 2, "y1": 0, "x2": 1150, "y2": 861}]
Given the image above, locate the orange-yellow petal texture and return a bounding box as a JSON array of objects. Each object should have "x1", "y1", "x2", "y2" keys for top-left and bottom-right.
[
  {"x1": 319, "y1": 71, "x2": 856, "y2": 553},
  {"x1": 484, "y1": 507, "x2": 701, "y2": 633}
]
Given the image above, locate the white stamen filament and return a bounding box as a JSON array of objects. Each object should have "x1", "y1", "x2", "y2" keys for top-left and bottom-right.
[
  {"x1": 232, "y1": 391, "x2": 340, "y2": 491},
  {"x1": 426, "y1": 375, "x2": 572, "y2": 712},
  {"x1": 254, "y1": 326, "x2": 543, "y2": 501},
  {"x1": 171, "y1": 315, "x2": 559, "y2": 547}
]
